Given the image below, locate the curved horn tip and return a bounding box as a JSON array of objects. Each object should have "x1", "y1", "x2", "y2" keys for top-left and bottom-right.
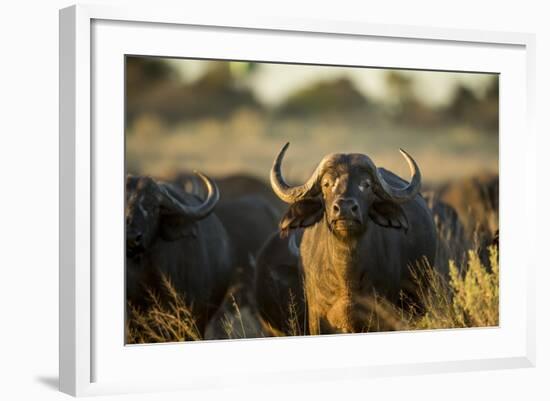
[
  {"x1": 398, "y1": 148, "x2": 419, "y2": 168},
  {"x1": 198, "y1": 171, "x2": 217, "y2": 189},
  {"x1": 271, "y1": 141, "x2": 315, "y2": 204},
  {"x1": 193, "y1": 170, "x2": 216, "y2": 185},
  {"x1": 278, "y1": 142, "x2": 290, "y2": 157}
]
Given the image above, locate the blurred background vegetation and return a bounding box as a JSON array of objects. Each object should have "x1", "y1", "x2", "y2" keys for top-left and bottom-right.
[{"x1": 125, "y1": 56, "x2": 498, "y2": 186}]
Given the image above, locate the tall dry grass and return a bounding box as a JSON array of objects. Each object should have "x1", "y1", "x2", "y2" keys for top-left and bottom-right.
[
  {"x1": 126, "y1": 244, "x2": 499, "y2": 343},
  {"x1": 126, "y1": 275, "x2": 202, "y2": 344},
  {"x1": 126, "y1": 277, "x2": 262, "y2": 343},
  {"x1": 276, "y1": 245, "x2": 499, "y2": 336},
  {"x1": 406, "y1": 245, "x2": 499, "y2": 330},
  {"x1": 126, "y1": 243, "x2": 498, "y2": 343}
]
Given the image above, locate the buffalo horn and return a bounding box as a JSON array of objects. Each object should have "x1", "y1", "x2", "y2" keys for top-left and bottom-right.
[{"x1": 158, "y1": 171, "x2": 219, "y2": 219}]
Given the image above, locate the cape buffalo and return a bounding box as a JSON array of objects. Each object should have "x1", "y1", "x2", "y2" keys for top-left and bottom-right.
[
  {"x1": 125, "y1": 172, "x2": 233, "y2": 336},
  {"x1": 202, "y1": 195, "x2": 280, "y2": 339},
  {"x1": 254, "y1": 229, "x2": 306, "y2": 336},
  {"x1": 257, "y1": 143, "x2": 437, "y2": 334},
  {"x1": 424, "y1": 193, "x2": 468, "y2": 269},
  {"x1": 436, "y1": 172, "x2": 498, "y2": 242},
  {"x1": 215, "y1": 195, "x2": 279, "y2": 273}
]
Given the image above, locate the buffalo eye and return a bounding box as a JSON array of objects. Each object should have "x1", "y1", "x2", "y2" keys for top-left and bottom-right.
[{"x1": 359, "y1": 178, "x2": 370, "y2": 192}]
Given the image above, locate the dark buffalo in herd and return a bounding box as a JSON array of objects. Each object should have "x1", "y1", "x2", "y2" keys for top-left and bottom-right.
[
  {"x1": 436, "y1": 172, "x2": 498, "y2": 241},
  {"x1": 125, "y1": 143, "x2": 498, "y2": 339},
  {"x1": 255, "y1": 229, "x2": 305, "y2": 334},
  {"x1": 126, "y1": 171, "x2": 279, "y2": 337},
  {"x1": 125, "y1": 172, "x2": 233, "y2": 335},
  {"x1": 214, "y1": 196, "x2": 279, "y2": 301}
]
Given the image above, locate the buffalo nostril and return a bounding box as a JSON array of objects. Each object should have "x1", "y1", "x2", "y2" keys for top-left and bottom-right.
[
  {"x1": 351, "y1": 204, "x2": 358, "y2": 213},
  {"x1": 333, "y1": 204, "x2": 340, "y2": 213}
]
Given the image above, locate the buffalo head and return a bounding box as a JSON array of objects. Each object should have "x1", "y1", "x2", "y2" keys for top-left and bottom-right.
[
  {"x1": 270, "y1": 143, "x2": 422, "y2": 239},
  {"x1": 125, "y1": 171, "x2": 219, "y2": 258}
]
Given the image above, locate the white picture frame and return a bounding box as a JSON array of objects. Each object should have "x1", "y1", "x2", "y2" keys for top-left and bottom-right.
[{"x1": 59, "y1": 4, "x2": 536, "y2": 397}]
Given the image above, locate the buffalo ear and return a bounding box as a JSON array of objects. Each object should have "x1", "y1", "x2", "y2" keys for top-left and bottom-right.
[
  {"x1": 158, "y1": 214, "x2": 197, "y2": 241},
  {"x1": 280, "y1": 198, "x2": 324, "y2": 237},
  {"x1": 369, "y1": 201, "x2": 409, "y2": 232}
]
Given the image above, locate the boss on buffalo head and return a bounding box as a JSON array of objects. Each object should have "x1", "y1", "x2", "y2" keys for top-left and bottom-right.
[
  {"x1": 125, "y1": 172, "x2": 219, "y2": 258},
  {"x1": 271, "y1": 143, "x2": 422, "y2": 239}
]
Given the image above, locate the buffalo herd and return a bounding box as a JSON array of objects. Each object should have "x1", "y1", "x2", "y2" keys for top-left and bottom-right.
[{"x1": 125, "y1": 143, "x2": 499, "y2": 339}]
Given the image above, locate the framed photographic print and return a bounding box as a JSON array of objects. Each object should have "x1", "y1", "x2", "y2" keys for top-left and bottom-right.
[{"x1": 59, "y1": 4, "x2": 536, "y2": 397}]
